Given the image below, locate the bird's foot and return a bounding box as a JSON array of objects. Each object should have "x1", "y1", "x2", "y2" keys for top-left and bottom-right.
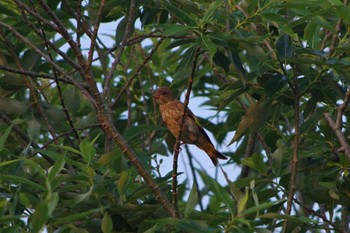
[{"x1": 173, "y1": 143, "x2": 183, "y2": 152}]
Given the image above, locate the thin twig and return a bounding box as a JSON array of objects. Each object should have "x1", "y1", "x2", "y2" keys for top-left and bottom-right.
[
  {"x1": 103, "y1": 0, "x2": 136, "y2": 100},
  {"x1": 293, "y1": 197, "x2": 345, "y2": 233},
  {"x1": 323, "y1": 113, "x2": 350, "y2": 160},
  {"x1": 0, "y1": 112, "x2": 54, "y2": 165},
  {"x1": 30, "y1": 0, "x2": 81, "y2": 143},
  {"x1": 114, "y1": 38, "x2": 164, "y2": 104},
  {"x1": 283, "y1": 81, "x2": 300, "y2": 232},
  {"x1": 40, "y1": 124, "x2": 100, "y2": 150},
  {"x1": 172, "y1": 46, "x2": 201, "y2": 217},
  {"x1": 340, "y1": 207, "x2": 349, "y2": 233},
  {"x1": 15, "y1": 3, "x2": 81, "y2": 71},
  {"x1": 86, "y1": 0, "x2": 105, "y2": 70},
  {"x1": 336, "y1": 90, "x2": 350, "y2": 129},
  {"x1": 9, "y1": 0, "x2": 177, "y2": 218},
  {"x1": 37, "y1": 0, "x2": 83, "y2": 61},
  {"x1": 0, "y1": 27, "x2": 58, "y2": 141},
  {"x1": 0, "y1": 65, "x2": 76, "y2": 84}
]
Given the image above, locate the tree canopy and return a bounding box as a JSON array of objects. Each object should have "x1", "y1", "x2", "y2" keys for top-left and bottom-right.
[{"x1": 0, "y1": 0, "x2": 350, "y2": 232}]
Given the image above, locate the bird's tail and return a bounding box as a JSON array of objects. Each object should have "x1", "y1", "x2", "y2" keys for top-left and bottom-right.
[{"x1": 207, "y1": 148, "x2": 227, "y2": 166}]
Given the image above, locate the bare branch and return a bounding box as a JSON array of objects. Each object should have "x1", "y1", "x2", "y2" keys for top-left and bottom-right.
[
  {"x1": 103, "y1": 0, "x2": 136, "y2": 100},
  {"x1": 323, "y1": 113, "x2": 350, "y2": 160},
  {"x1": 114, "y1": 38, "x2": 164, "y2": 104},
  {"x1": 172, "y1": 46, "x2": 201, "y2": 218},
  {"x1": 86, "y1": 0, "x2": 105, "y2": 70},
  {"x1": 283, "y1": 84, "x2": 300, "y2": 232}
]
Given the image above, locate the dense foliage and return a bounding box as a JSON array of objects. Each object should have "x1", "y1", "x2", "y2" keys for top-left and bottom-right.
[{"x1": 0, "y1": 0, "x2": 350, "y2": 232}]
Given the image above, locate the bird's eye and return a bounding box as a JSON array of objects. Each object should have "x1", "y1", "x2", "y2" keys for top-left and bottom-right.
[{"x1": 161, "y1": 91, "x2": 166, "y2": 95}]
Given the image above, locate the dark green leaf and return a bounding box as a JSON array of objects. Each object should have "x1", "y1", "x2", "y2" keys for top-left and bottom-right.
[
  {"x1": 0, "y1": 124, "x2": 12, "y2": 152},
  {"x1": 276, "y1": 34, "x2": 294, "y2": 58},
  {"x1": 162, "y1": 0, "x2": 197, "y2": 26}
]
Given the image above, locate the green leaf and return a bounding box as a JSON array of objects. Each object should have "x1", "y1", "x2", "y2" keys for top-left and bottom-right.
[
  {"x1": 123, "y1": 124, "x2": 165, "y2": 141},
  {"x1": 299, "y1": 107, "x2": 324, "y2": 135},
  {"x1": 244, "y1": 199, "x2": 286, "y2": 216},
  {"x1": 115, "y1": 16, "x2": 134, "y2": 45},
  {"x1": 196, "y1": 35, "x2": 217, "y2": 64},
  {"x1": 118, "y1": 169, "x2": 132, "y2": 201},
  {"x1": 48, "y1": 155, "x2": 66, "y2": 183},
  {"x1": 229, "y1": 49, "x2": 247, "y2": 81},
  {"x1": 228, "y1": 100, "x2": 270, "y2": 145},
  {"x1": 237, "y1": 190, "x2": 249, "y2": 216},
  {"x1": 27, "y1": 118, "x2": 40, "y2": 140},
  {"x1": 0, "y1": 159, "x2": 18, "y2": 167},
  {"x1": 208, "y1": 194, "x2": 221, "y2": 214},
  {"x1": 0, "y1": 98, "x2": 27, "y2": 115},
  {"x1": 271, "y1": 140, "x2": 285, "y2": 176},
  {"x1": 161, "y1": 24, "x2": 193, "y2": 36},
  {"x1": 262, "y1": 73, "x2": 288, "y2": 97},
  {"x1": 79, "y1": 139, "x2": 96, "y2": 165},
  {"x1": 259, "y1": 212, "x2": 317, "y2": 224},
  {"x1": 144, "y1": 224, "x2": 159, "y2": 233},
  {"x1": 0, "y1": 75, "x2": 27, "y2": 90},
  {"x1": 0, "y1": 124, "x2": 12, "y2": 152},
  {"x1": 184, "y1": 183, "x2": 198, "y2": 217},
  {"x1": 202, "y1": 0, "x2": 222, "y2": 22},
  {"x1": 102, "y1": 213, "x2": 113, "y2": 233},
  {"x1": 52, "y1": 207, "x2": 105, "y2": 225},
  {"x1": 200, "y1": 172, "x2": 235, "y2": 217},
  {"x1": 276, "y1": 34, "x2": 294, "y2": 59},
  {"x1": 213, "y1": 50, "x2": 230, "y2": 74},
  {"x1": 174, "y1": 45, "x2": 196, "y2": 80},
  {"x1": 68, "y1": 186, "x2": 93, "y2": 206},
  {"x1": 334, "y1": 5, "x2": 350, "y2": 24},
  {"x1": 241, "y1": 153, "x2": 268, "y2": 174},
  {"x1": 162, "y1": 0, "x2": 197, "y2": 26},
  {"x1": 63, "y1": 86, "x2": 80, "y2": 113},
  {"x1": 94, "y1": 149, "x2": 123, "y2": 169},
  {"x1": 31, "y1": 192, "x2": 58, "y2": 232}
]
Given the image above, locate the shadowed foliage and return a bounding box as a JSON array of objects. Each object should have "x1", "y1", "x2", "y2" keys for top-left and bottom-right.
[{"x1": 0, "y1": 0, "x2": 350, "y2": 232}]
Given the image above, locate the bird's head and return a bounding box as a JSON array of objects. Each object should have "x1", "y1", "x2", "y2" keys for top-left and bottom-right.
[{"x1": 152, "y1": 87, "x2": 175, "y2": 104}]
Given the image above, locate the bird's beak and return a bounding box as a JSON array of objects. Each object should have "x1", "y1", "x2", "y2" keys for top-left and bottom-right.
[{"x1": 152, "y1": 92, "x2": 159, "y2": 100}]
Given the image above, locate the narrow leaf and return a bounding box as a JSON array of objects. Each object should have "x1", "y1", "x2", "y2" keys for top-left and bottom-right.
[
  {"x1": 202, "y1": 0, "x2": 222, "y2": 22},
  {"x1": 79, "y1": 139, "x2": 96, "y2": 165},
  {"x1": 48, "y1": 155, "x2": 66, "y2": 182},
  {"x1": 0, "y1": 125, "x2": 13, "y2": 152},
  {"x1": 102, "y1": 213, "x2": 113, "y2": 233},
  {"x1": 184, "y1": 183, "x2": 198, "y2": 217},
  {"x1": 162, "y1": 1, "x2": 197, "y2": 26}
]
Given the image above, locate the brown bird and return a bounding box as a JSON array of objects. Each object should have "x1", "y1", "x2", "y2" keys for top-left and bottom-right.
[{"x1": 153, "y1": 86, "x2": 227, "y2": 166}]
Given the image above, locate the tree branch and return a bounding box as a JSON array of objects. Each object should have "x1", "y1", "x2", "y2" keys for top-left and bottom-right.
[
  {"x1": 0, "y1": 111, "x2": 54, "y2": 165},
  {"x1": 172, "y1": 46, "x2": 201, "y2": 218},
  {"x1": 114, "y1": 38, "x2": 164, "y2": 104},
  {"x1": 103, "y1": 0, "x2": 136, "y2": 100},
  {"x1": 283, "y1": 81, "x2": 300, "y2": 232},
  {"x1": 86, "y1": 0, "x2": 105, "y2": 70},
  {"x1": 323, "y1": 113, "x2": 350, "y2": 160}
]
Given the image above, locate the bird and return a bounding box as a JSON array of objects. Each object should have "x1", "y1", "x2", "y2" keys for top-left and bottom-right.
[{"x1": 152, "y1": 86, "x2": 227, "y2": 166}]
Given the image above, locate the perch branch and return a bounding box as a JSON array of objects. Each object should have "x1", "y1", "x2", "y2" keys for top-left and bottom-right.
[{"x1": 172, "y1": 46, "x2": 201, "y2": 217}]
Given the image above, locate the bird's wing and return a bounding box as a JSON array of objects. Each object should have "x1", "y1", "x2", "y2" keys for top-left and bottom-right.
[{"x1": 185, "y1": 107, "x2": 214, "y2": 146}]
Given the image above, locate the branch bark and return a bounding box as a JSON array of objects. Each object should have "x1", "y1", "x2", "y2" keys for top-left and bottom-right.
[{"x1": 172, "y1": 46, "x2": 201, "y2": 218}]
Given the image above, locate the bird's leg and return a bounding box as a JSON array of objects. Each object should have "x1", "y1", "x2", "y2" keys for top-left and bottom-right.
[{"x1": 173, "y1": 142, "x2": 184, "y2": 152}]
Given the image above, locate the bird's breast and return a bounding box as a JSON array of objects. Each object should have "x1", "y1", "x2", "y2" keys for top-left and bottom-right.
[{"x1": 159, "y1": 103, "x2": 198, "y2": 144}]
